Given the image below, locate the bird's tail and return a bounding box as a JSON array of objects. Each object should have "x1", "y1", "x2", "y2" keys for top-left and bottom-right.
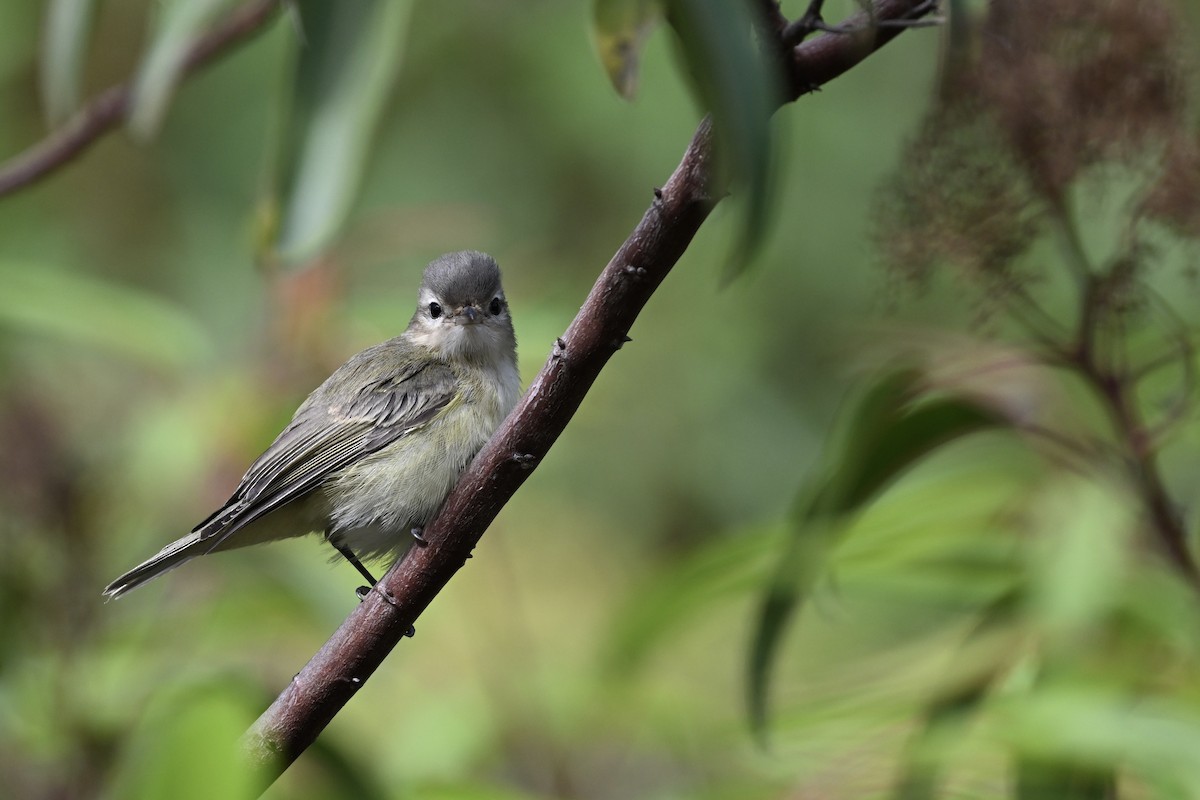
[{"x1": 102, "y1": 532, "x2": 209, "y2": 599}]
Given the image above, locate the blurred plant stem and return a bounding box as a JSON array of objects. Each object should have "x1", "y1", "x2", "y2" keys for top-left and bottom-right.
[
  {"x1": 876, "y1": 0, "x2": 1200, "y2": 596},
  {"x1": 994, "y1": 199, "x2": 1200, "y2": 588},
  {"x1": 1053, "y1": 210, "x2": 1200, "y2": 588}
]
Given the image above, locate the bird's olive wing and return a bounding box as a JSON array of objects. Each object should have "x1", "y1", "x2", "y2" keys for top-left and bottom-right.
[{"x1": 195, "y1": 359, "x2": 459, "y2": 542}]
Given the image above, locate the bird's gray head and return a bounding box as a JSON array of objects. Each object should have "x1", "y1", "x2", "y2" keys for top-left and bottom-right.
[{"x1": 406, "y1": 251, "x2": 516, "y2": 363}]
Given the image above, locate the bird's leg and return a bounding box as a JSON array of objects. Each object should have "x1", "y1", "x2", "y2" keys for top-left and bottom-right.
[
  {"x1": 325, "y1": 533, "x2": 412, "y2": 634},
  {"x1": 324, "y1": 531, "x2": 378, "y2": 598},
  {"x1": 411, "y1": 526, "x2": 427, "y2": 545}
]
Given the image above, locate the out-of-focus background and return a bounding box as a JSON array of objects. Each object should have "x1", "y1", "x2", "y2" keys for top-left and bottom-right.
[{"x1": 5, "y1": 1, "x2": 1200, "y2": 798}]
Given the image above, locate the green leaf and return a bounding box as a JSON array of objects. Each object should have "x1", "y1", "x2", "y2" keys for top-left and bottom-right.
[
  {"x1": 890, "y1": 592, "x2": 1020, "y2": 800},
  {"x1": 665, "y1": 0, "x2": 779, "y2": 280},
  {"x1": 601, "y1": 524, "x2": 784, "y2": 678},
  {"x1": 1025, "y1": 475, "x2": 1133, "y2": 640},
  {"x1": 935, "y1": 0, "x2": 992, "y2": 104},
  {"x1": 129, "y1": 0, "x2": 239, "y2": 140},
  {"x1": 748, "y1": 370, "x2": 1007, "y2": 736},
  {"x1": 303, "y1": 735, "x2": 392, "y2": 800},
  {"x1": 1015, "y1": 759, "x2": 1117, "y2": 800},
  {"x1": 264, "y1": 0, "x2": 411, "y2": 267},
  {"x1": 816, "y1": 394, "x2": 1003, "y2": 518},
  {"x1": 995, "y1": 686, "x2": 1200, "y2": 793},
  {"x1": 891, "y1": 685, "x2": 989, "y2": 800},
  {"x1": 592, "y1": 0, "x2": 663, "y2": 100},
  {"x1": 0, "y1": 261, "x2": 212, "y2": 369},
  {"x1": 39, "y1": 0, "x2": 99, "y2": 126},
  {"x1": 109, "y1": 678, "x2": 266, "y2": 800},
  {"x1": 746, "y1": 516, "x2": 837, "y2": 741}
]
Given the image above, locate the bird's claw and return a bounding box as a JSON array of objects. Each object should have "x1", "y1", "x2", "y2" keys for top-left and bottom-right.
[{"x1": 357, "y1": 584, "x2": 398, "y2": 606}]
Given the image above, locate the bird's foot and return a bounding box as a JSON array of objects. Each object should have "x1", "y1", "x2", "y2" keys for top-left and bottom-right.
[{"x1": 356, "y1": 583, "x2": 398, "y2": 606}]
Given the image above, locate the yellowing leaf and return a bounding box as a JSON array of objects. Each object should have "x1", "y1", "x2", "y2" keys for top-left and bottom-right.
[{"x1": 592, "y1": 0, "x2": 662, "y2": 100}]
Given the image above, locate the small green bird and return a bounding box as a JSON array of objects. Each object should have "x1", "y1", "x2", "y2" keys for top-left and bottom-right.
[{"x1": 104, "y1": 251, "x2": 520, "y2": 599}]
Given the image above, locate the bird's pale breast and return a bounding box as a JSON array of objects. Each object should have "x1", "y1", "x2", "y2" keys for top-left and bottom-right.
[{"x1": 324, "y1": 357, "x2": 520, "y2": 559}]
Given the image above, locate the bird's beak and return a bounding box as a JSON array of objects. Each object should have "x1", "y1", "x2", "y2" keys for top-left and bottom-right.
[{"x1": 452, "y1": 305, "x2": 482, "y2": 325}]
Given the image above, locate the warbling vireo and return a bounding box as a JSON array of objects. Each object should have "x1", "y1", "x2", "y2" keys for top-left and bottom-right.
[{"x1": 104, "y1": 250, "x2": 520, "y2": 598}]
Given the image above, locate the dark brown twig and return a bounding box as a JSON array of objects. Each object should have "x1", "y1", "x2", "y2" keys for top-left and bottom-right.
[
  {"x1": 1041, "y1": 200, "x2": 1200, "y2": 584},
  {"x1": 1139, "y1": 290, "x2": 1197, "y2": 450},
  {"x1": 0, "y1": 0, "x2": 281, "y2": 197},
  {"x1": 784, "y1": 0, "x2": 940, "y2": 46},
  {"x1": 783, "y1": 0, "x2": 830, "y2": 46},
  {"x1": 1061, "y1": 283, "x2": 1200, "y2": 585},
  {"x1": 757, "y1": 0, "x2": 789, "y2": 34},
  {"x1": 241, "y1": 0, "x2": 937, "y2": 783},
  {"x1": 1076, "y1": 356, "x2": 1200, "y2": 585}
]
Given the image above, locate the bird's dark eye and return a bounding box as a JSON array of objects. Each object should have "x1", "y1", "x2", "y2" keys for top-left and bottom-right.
[
  {"x1": 489, "y1": 297, "x2": 503, "y2": 315},
  {"x1": 429, "y1": 302, "x2": 442, "y2": 319}
]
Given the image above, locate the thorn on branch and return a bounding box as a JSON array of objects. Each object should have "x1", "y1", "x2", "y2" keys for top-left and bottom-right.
[
  {"x1": 687, "y1": 186, "x2": 728, "y2": 208},
  {"x1": 510, "y1": 453, "x2": 538, "y2": 469},
  {"x1": 652, "y1": 187, "x2": 667, "y2": 213},
  {"x1": 359, "y1": 583, "x2": 398, "y2": 606},
  {"x1": 613, "y1": 335, "x2": 633, "y2": 351}
]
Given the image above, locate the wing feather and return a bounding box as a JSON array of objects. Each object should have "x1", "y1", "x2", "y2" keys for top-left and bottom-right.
[{"x1": 195, "y1": 347, "x2": 459, "y2": 547}]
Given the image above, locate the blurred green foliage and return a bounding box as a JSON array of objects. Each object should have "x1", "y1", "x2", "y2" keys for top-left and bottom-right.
[{"x1": 7, "y1": 0, "x2": 1200, "y2": 799}]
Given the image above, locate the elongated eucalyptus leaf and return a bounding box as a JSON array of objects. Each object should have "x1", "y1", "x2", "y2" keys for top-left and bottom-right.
[
  {"x1": 602, "y1": 524, "x2": 784, "y2": 677},
  {"x1": 747, "y1": 518, "x2": 837, "y2": 740},
  {"x1": 266, "y1": 0, "x2": 410, "y2": 267},
  {"x1": 818, "y1": 396, "x2": 1004, "y2": 517},
  {"x1": 111, "y1": 678, "x2": 265, "y2": 800},
  {"x1": 0, "y1": 261, "x2": 212, "y2": 369},
  {"x1": 891, "y1": 686, "x2": 987, "y2": 800},
  {"x1": 304, "y1": 736, "x2": 391, "y2": 800},
  {"x1": 999, "y1": 686, "x2": 1200, "y2": 793},
  {"x1": 937, "y1": 0, "x2": 987, "y2": 99},
  {"x1": 39, "y1": 0, "x2": 99, "y2": 126},
  {"x1": 592, "y1": 0, "x2": 663, "y2": 99},
  {"x1": 748, "y1": 370, "x2": 1007, "y2": 736},
  {"x1": 890, "y1": 592, "x2": 1020, "y2": 799},
  {"x1": 1016, "y1": 760, "x2": 1117, "y2": 800},
  {"x1": 666, "y1": 0, "x2": 778, "y2": 280},
  {"x1": 129, "y1": 0, "x2": 238, "y2": 140}
]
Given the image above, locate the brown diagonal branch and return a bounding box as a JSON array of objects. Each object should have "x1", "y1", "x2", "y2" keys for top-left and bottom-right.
[
  {"x1": 0, "y1": 0, "x2": 281, "y2": 197},
  {"x1": 241, "y1": 0, "x2": 937, "y2": 784}
]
